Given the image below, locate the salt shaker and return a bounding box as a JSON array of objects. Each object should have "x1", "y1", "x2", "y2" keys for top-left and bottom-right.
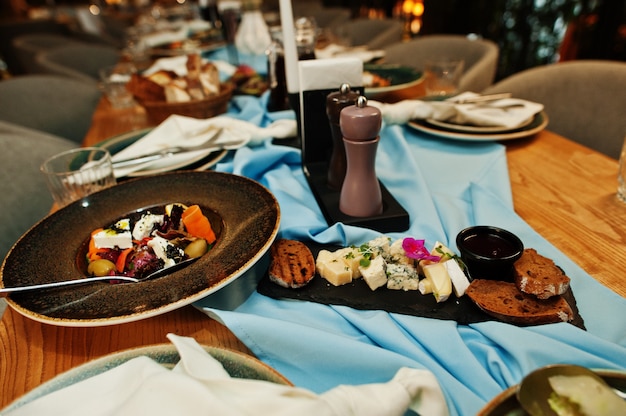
[
  {"x1": 326, "y1": 83, "x2": 360, "y2": 189},
  {"x1": 339, "y1": 96, "x2": 383, "y2": 217}
]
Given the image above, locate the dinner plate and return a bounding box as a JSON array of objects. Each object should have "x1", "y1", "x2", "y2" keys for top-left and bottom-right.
[
  {"x1": 425, "y1": 114, "x2": 535, "y2": 133},
  {"x1": 477, "y1": 369, "x2": 626, "y2": 416},
  {"x1": 98, "y1": 128, "x2": 228, "y2": 178},
  {"x1": 364, "y1": 64, "x2": 424, "y2": 101},
  {"x1": 408, "y1": 111, "x2": 548, "y2": 141},
  {"x1": 3, "y1": 343, "x2": 292, "y2": 412},
  {"x1": 1, "y1": 171, "x2": 280, "y2": 326}
]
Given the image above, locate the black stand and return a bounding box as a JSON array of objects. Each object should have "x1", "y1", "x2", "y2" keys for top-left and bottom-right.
[{"x1": 291, "y1": 89, "x2": 409, "y2": 233}]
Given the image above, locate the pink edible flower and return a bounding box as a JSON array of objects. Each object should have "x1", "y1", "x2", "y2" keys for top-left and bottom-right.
[{"x1": 402, "y1": 238, "x2": 441, "y2": 262}]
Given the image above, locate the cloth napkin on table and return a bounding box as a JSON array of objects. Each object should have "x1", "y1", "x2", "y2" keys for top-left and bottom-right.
[
  {"x1": 140, "y1": 20, "x2": 212, "y2": 48},
  {"x1": 315, "y1": 44, "x2": 386, "y2": 62},
  {"x1": 369, "y1": 92, "x2": 544, "y2": 127},
  {"x1": 110, "y1": 114, "x2": 297, "y2": 177},
  {"x1": 4, "y1": 334, "x2": 448, "y2": 416}
]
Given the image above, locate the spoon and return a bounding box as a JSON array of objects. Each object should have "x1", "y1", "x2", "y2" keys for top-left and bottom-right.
[
  {"x1": 0, "y1": 257, "x2": 199, "y2": 296},
  {"x1": 517, "y1": 364, "x2": 626, "y2": 416}
]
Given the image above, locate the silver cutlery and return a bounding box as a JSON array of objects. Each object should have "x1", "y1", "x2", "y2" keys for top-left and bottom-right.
[
  {"x1": 112, "y1": 128, "x2": 245, "y2": 169},
  {"x1": 0, "y1": 257, "x2": 199, "y2": 295}
]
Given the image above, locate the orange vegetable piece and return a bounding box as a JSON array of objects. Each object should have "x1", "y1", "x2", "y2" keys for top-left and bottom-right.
[
  {"x1": 116, "y1": 247, "x2": 134, "y2": 273},
  {"x1": 181, "y1": 205, "x2": 216, "y2": 243}
]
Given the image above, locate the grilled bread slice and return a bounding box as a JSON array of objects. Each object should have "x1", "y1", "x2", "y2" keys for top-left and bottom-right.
[
  {"x1": 514, "y1": 248, "x2": 570, "y2": 299},
  {"x1": 269, "y1": 239, "x2": 315, "y2": 289},
  {"x1": 467, "y1": 279, "x2": 573, "y2": 325}
]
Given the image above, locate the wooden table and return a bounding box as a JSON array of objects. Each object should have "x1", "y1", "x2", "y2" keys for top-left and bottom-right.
[{"x1": 1, "y1": 98, "x2": 625, "y2": 408}]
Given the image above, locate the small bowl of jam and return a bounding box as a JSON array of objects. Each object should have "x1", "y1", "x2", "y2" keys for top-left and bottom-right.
[{"x1": 456, "y1": 225, "x2": 524, "y2": 281}]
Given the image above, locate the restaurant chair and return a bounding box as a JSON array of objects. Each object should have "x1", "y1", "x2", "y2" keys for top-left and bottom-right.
[
  {"x1": 381, "y1": 34, "x2": 500, "y2": 93},
  {"x1": 11, "y1": 33, "x2": 87, "y2": 74},
  {"x1": 0, "y1": 74, "x2": 102, "y2": 143},
  {"x1": 35, "y1": 43, "x2": 121, "y2": 84},
  {"x1": 0, "y1": 121, "x2": 77, "y2": 263},
  {"x1": 333, "y1": 18, "x2": 404, "y2": 50},
  {"x1": 481, "y1": 60, "x2": 626, "y2": 159}
]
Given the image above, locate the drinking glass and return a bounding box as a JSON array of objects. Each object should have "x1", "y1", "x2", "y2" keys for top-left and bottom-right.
[
  {"x1": 618, "y1": 136, "x2": 626, "y2": 202},
  {"x1": 41, "y1": 147, "x2": 117, "y2": 208},
  {"x1": 99, "y1": 63, "x2": 136, "y2": 109},
  {"x1": 424, "y1": 59, "x2": 465, "y2": 97}
]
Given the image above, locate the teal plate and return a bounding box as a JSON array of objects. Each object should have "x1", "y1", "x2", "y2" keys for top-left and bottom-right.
[
  {"x1": 98, "y1": 128, "x2": 228, "y2": 178},
  {"x1": 3, "y1": 344, "x2": 291, "y2": 412},
  {"x1": 364, "y1": 63, "x2": 424, "y2": 98}
]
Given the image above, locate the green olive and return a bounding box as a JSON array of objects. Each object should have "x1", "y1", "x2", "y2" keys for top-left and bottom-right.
[
  {"x1": 87, "y1": 259, "x2": 116, "y2": 277},
  {"x1": 184, "y1": 238, "x2": 208, "y2": 259}
]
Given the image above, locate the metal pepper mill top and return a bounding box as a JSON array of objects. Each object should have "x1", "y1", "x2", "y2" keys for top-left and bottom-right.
[
  {"x1": 326, "y1": 83, "x2": 360, "y2": 189},
  {"x1": 338, "y1": 95, "x2": 383, "y2": 217}
]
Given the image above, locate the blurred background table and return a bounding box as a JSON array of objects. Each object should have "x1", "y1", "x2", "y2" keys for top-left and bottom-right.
[{"x1": 1, "y1": 95, "x2": 624, "y2": 408}]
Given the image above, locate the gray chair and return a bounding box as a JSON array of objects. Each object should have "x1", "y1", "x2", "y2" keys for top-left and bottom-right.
[
  {"x1": 334, "y1": 18, "x2": 404, "y2": 50},
  {"x1": 0, "y1": 121, "x2": 78, "y2": 262},
  {"x1": 11, "y1": 33, "x2": 87, "y2": 74},
  {"x1": 481, "y1": 60, "x2": 626, "y2": 159},
  {"x1": 381, "y1": 34, "x2": 500, "y2": 93},
  {"x1": 0, "y1": 75, "x2": 102, "y2": 143},
  {"x1": 35, "y1": 43, "x2": 121, "y2": 84}
]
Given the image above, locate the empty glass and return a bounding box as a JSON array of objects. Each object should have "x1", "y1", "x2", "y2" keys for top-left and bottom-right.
[
  {"x1": 99, "y1": 63, "x2": 136, "y2": 109},
  {"x1": 424, "y1": 59, "x2": 465, "y2": 97},
  {"x1": 41, "y1": 147, "x2": 117, "y2": 208}
]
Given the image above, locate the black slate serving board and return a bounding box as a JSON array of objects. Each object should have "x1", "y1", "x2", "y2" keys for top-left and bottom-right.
[{"x1": 256, "y1": 242, "x2": 585, "y2": 329}]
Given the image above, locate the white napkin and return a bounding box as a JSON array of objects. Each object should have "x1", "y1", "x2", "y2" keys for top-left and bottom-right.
[
  {"x1": 315, "y1": 44, "x2": 386, "y2": 63},
  {"x1": 141, "y1": 20, "x2": 212, "y2": 48},
  {"x1": 369, "y1": 92, "x2": 544, "y2": 127},
  {"x1": 111, "y1": 115, "x2": 297, "y2": 177},
  {"x1": 4, "y1": 334, "x2": 448, "y2": 416}
]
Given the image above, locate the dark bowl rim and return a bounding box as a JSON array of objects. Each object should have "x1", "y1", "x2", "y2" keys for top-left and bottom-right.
[{"x1": 456, "y1": 225, "x2": 524, "y2": 261}]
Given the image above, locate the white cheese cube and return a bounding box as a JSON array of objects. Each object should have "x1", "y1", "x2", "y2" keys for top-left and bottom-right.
[
  {"x1": 422, "y1": 262, "x2": 452, "y2": 303},
  {"x1": 317, "y1": 253, "x2": 352, "y2": 286},
  {"x1": 388, "y1": 238, "x2": 414, "y2": 266},
  {"x1": 335, "y1": 247, "x2": 364, "y2": 278},
  {"x1": 386, "y1": 263, "x2": 419, "y2": 291},
  {"x1": 315, "y1": 249, "x2": 334, "y2": 278},
  {"x1": 92, "y1": 219, "x2": 132, "y2": 249},
  {"x1": 148, "y1": 235, "x2": 184, "y2": 268},
  {"x1": 359, "y1": 255, "x2": 387, "y2": 291},
  {"x1": 366, "y1": 236, "x2": 391, "y2": 259},
  {"x1": 418, "y1": 279, "x2": 433, "y2": 294},
  {"x1": 443, "y1": 259, "x2": 470, "y2": 297},
  {"x1": 132, "y1": 214, "x2": 164, "y2": 240}
]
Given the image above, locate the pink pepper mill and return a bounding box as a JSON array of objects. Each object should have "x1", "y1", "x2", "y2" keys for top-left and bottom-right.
[{"x1": 339, "y1": 95, "x2": 383, "y2": 217}]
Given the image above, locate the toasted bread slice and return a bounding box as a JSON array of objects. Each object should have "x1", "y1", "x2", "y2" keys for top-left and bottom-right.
[
  {"x1": 466, "y1": 279, "x2": 573, "y2": 325},
  {"x1": 514, "y1": 248, "x2": 570, "y2": 299},
  {"x1": 269, "y1": 239, "x2": 315, "y2": 289}
]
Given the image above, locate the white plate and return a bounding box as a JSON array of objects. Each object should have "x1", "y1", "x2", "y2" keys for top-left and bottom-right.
[
  {"x1": 98, "y1": 128, "x2": 228, "y2": 178},
  {"x1": 3, "y1": 344, "x2": 291, "y2": 412},
  {"x1": 408, "y1": 111, "x2": 548, "y2": 141},
  {"x1": 425, "y1": 114, "x2": 535, "y2": 133}
]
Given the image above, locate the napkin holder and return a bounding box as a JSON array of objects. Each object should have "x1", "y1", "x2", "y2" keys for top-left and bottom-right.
[{"x1": 298, "y1": 58, "x2": 409, "y2": 232}]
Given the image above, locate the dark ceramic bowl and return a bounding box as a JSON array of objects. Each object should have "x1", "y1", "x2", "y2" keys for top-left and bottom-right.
[{"x1": 456, "y1": 226, "x2": 524, "y2": 281}]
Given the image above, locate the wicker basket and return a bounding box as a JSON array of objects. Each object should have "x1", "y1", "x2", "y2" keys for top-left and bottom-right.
[{"x1": 141, "y1": 83, "x2": 234, "y2": 124}]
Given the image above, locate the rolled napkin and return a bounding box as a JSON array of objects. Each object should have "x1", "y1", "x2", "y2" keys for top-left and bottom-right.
[
  {"x1": 4, "y1": 334, "x2": 449, "y2": 416},
  {"x1": 111, "y1": 114, "x2": 297, "y2": 177},
  {"x1": 369, "y1": 92, "x2": 544, "y2": 128}
]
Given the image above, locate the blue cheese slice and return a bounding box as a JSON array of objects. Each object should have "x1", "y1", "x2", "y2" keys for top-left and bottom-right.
[
  {"x1": 92, "y1": 219, "x2": 132, "y2": 249},
  {"x1": 386, "y1": 263, "x2": 419, "y2": 291}
]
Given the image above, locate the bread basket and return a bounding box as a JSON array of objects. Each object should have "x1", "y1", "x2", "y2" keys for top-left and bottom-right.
[{"x1": 141, "y1": 83, "x2": 234, "y2": 124}]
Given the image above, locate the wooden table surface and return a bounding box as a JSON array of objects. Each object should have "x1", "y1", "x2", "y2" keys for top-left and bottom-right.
[{"x1": 1, "y1": 98, "x2": 624, "y2": 408}]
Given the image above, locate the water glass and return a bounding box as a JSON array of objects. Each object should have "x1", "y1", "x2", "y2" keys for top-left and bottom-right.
[
  {"x1": 99, "y1": 63, "x2": 136, "y2": 109},
  {"x1": 41, "y1": 147, "x2": 117, "y2": 208},
  {"x1": 424, "y1": 59, "x2": 465, "y2": 97},
  {"x1": 618, "y1": 136, "x2": 626, "y2": 202}
]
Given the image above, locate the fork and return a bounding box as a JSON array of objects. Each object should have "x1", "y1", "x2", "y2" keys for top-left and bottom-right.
[{"x1": 0, "y1": 257, "x2": 198, "y2": 296}]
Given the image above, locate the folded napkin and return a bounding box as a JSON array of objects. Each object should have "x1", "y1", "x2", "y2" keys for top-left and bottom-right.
[
  {"x1": 110, "y1": 114, "x2": 297, "y2": 177},
  {"x1": 4, "y1": 334, "x2": 448, "y2": 416},
  {"x1": 141, "y1": 20, "x2": 212, "y2": 48},
  {"x1": 369, "y1": 92, "x2": 544, "y2": 128},
  {"x1": 315, "y1": 44, "x2": 386, "y2": 62}
]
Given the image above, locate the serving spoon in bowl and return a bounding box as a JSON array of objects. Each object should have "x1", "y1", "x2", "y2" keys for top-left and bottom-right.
[
  {"x1": 0, "y1": 257, "x2": 199, "y2": 296},
  {"x1": 516, "y1": 364, "x2": 626, "y2": 416}
]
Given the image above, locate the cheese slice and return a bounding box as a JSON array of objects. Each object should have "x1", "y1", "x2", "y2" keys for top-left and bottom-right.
[
  {"x1": 335, "y1": 247, "x2": 364, "y2": 279},
  {"x1": 359, "y1": 256, "x2": 387, "y2": 291},
  {"x1": 422, "y1": 262, "x2": 452, "y2": 302},
  {"x1": 443, "y1": 258, "x2": 470, "y2": 297},
  {"x1": 316, "y1": 250, "x2": 352, "y2": 286}
]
